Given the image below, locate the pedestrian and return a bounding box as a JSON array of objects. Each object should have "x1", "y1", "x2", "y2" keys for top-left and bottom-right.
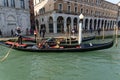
[
  {"x1": 34, "y1": 30, "x2": 37, "y2": 42},
  {"x1": 90, "y1": 27, "x2": 93, "y2": 33},
  {"x1": 11, "y1": 29, "x2": 14, "y2": 37},
  {"x1": 26, "y1": 28, "x2": 29, "y2": 35},
  {"x1": 0, "y1": 29, "x2": 2, "y2": 37},
  {"x1": 42, "y1": 27, "x2": 46, "y2": 38},
  {"x1": 71, "y1": 28, "x2": 75, "y2": 36},
  {"x1": 39, "y1": 29, "x2": 42, "y2": 37},
  {"x1": 97, "y1": 27, "x2": 101, "y2": 35}
]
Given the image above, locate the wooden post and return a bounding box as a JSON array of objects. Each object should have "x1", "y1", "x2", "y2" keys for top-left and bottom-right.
[
  {"x1": 78, "y1": 14, "x2": 84, "y2": 44},
  {"x1": 102, "y1": 26, "x2": 104, "y2": 40}
]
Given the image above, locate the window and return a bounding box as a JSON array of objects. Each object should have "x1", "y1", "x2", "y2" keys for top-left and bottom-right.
[
  {"x1": 4, "y1": 0, "x2": 9, "y2": 7},
  {"x1": 80, "y1": 8, "x2": 83, "y2": 13},
  {"x1": 11, "y1": 0, "x2": 15, "y2": 7},
  {"x1": 58, "y1": 3, "x2": 62, "y2": 12},
  {"x1": 67, "y1": 5, "x2": 71, "y2": 13},
  {"x1": 75, "y1": 7, "x2": 78, "y2": 13},
  {"x1": 20, "y1": 0, "x2": 25, "y2": 9}
]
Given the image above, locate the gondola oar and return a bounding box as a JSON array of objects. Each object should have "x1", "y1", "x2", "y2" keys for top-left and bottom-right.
[
  {"x1": 0, "y1": 37, "x2": 18, "y2": 62},
  {"x1": 115, "y1": 25, "x2": 118, "y2": 47},
  {"x1": 102, "y1": 26, "x2": 105, "y2": 40},
  {"x1": 68, "y1": 25, "x2": 71, "y2": 45}
]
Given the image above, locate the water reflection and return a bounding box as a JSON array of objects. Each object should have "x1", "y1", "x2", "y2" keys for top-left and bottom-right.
[{"x1": 0, "y1": 39, "x2": 120, "y2": 80}]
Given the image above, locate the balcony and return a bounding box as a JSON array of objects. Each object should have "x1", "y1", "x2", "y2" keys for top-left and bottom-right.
[{"x1": 54, "y1": 9, "x2": 80, "y2": 15}]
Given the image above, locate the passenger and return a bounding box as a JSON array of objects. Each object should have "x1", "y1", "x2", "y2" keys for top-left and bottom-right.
[
  {"x1": 45, "y1": 43, "x2": 50, "y2": 48},
  {"x1": 51, "y1": 40, "x2": 60, "y2": 48},
  {"x1": 37, "y1": 41, "x2": 49, "y2": 49},
  {"x1": 31, "y1": 45, "x2": 38, "y2": 49}
]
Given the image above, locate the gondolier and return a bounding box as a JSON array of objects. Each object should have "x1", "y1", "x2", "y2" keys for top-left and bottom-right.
[{"x1": 18, "y1": 35, "x2": 22, "y2": 44}]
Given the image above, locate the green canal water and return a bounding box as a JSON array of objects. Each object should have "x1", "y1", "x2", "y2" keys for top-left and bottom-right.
[{"x1": 0, "y1": 39, "x2": 120, "y2": 80}]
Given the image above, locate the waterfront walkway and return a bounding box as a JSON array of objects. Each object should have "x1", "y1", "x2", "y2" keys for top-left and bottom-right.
[{"x1": 0, "y1": 30, "x2": 119, "y2": 41}]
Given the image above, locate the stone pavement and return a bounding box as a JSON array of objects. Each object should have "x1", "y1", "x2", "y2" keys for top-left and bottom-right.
[{"x1": 0, "y1": 30, "x2": 119, "y2": 41}]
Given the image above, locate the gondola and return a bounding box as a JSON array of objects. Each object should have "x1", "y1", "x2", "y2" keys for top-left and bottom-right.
[
  {"x1": 0, "y1": 39, "x2": 114, "y2": 52},
  {"x1": 21, "y1": 35, "x2": 95, "y2": 43}
]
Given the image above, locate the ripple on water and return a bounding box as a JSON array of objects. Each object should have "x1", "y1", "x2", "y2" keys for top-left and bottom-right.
[{"x1": 0, "y1": 39, "x2": 120, "y2": 80}]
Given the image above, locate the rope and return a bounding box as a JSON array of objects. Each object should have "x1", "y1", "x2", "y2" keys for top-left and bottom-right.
[{"x1": 0, "y1": 37, "x2": 18, "y2": 62}]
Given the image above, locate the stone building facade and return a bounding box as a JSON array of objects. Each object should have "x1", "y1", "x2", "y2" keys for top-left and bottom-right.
[
  {"x1": 34, "y1": 0, "x2": 119, "y2": 33},
  {"x1": 0, "y1": 0, "x2": 30, "y2": 36}
]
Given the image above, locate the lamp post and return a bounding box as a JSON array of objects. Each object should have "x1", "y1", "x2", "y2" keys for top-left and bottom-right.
[
  {"x1": 115, "y1": 2, "x2": 120, "y2": 47},
  {"x1": 78, "y1": 14, "x2": 84, "y2": 44},
  {"x1": 117, "y1": 2, "x2": 120, "y2": 28}
]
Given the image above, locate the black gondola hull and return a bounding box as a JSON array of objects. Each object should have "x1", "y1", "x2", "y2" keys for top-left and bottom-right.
[{"x1": 0, "y1": 40, "x2": 114, "y2": 52}]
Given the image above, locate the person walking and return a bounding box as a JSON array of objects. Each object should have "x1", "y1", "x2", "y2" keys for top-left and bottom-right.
[
  {"x1": 97, "y1": 27, "x2": 101, "y2": 35},
  {"x1": 26, "y1": 28, "x2": 29, "y2": 36},
  {"x1": 42, "y1": 27, "x2": 46, "y2": 38},
  {"x1": 0, "y1": 29, "x2": 2, "y2": 37},
  {"x1": 11, "y1": 29, "x2": 14, "y2": 37},
  {"x1": 34, "y1": 30, "x2": 37, "y2": 42}
]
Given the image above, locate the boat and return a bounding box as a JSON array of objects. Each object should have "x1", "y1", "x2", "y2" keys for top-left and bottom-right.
[
  {"x1": 0, "y1": 39, "x2": 114, "y2": 52},
  {"x1": 21, "y1": 36, "x2": 95, "y2": 43}
]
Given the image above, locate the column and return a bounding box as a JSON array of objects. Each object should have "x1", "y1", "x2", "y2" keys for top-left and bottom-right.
[
  {"x1": 64, "y1": 17, "x2": 67, "y2": 32},
  {"x1": 102, "y1": 20, "x2": 105, "y2": 29},
  {"x1": 108, "y1": 21, "x2": 111, "y2": 30},
  {"x1": 92, "y1": 19, "x2": 94, "y2": 30},
  {"x1": 45, "y1": 17, "x2": 49, "y2": 33},
  {"x1": 99, "y1": 20, "x2": 101, "y2": 29},
  {"x1": 82, "y1": 19, "x2": 85, "y2": 30},
  {"x1": 15, "y1": 0, "x2": 20, "y2": 8},
  {"x1": 53, "y1": 14, "x2": 57, "y2": 33},
  {"x1": 53, "y1": 21, "x2": 57, "y2": 33},
  {"x1": 112, "y1": 21, "x2": 114, "y2": 29},
  {"x1": 24, "y1": 0, "x2": 29, "y2": 10},
  {"x1": 0, "y1": 0, "x2": 4, "y2": 6},
  {"x1": 96, "y1": 19, "x2": 98, "y2": 30},
  {"x1": 71, "y1": 18, "x2": 74, "y2": 29},
  {"x1": 77, "y1": 18, "x2": 79, "y2": 32}
]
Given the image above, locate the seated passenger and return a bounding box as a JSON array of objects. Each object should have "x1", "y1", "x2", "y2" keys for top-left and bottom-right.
[{"x1": 38, "y1": 42, "x2": 49, "y2": 49}]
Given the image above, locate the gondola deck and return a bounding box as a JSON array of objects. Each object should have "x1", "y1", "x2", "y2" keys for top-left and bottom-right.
[{"x1": 0, "y1": 40, "x2": 114, "y2": 52}]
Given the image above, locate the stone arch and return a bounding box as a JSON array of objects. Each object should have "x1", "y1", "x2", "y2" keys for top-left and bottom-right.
[
  {"x1": 110, "y1": 21, "x2": 112, "y2": 30},
  {"x1": 48, "y1": 16, "x2": 53, "y2": 33},
  {"x1": 57, "y1": 16, "x2": 64, "y2": 33},
  {"x1": 7, "y1": 15, "x2": 16, "y2": 21},
  {"x1": 106, "y1": 20, "x2": 109, "y2": 30},
  {"x1": 118, "y1": 21, "x2": 120, "y2": 29},
  {"x1": 7, "y1": 15, "x2": 16, "y2": 36},
  {"x1": 101, "y1": 20, "x2": 104, "y2": 28},
  {"x1": 85, "y1": 19, "x2": 88, "y2": 30},
  {"x1": 98, "y1": 19, "x2": 100, "y2": 29},
  {"x1": 66, "y1": 17, "x2": 71, "y2": 32},
  {"x1": 73, "y1": 17, "x2": 78, "y2": 33},
  {"x1": 94, "y1": 19, "x2": 97, "y2": 30},
  {"x1": 90, "y1": 19, "x2": 92, "y2": 30},
  {"x1": 104, "y1": 20, "x2": 107, "y2": 30}
]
